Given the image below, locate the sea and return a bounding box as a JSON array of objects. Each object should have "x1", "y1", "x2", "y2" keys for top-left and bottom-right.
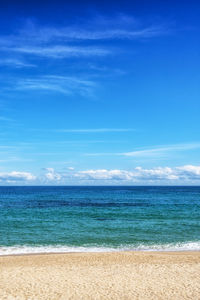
[{"x1": 0, "y1": 186, "x2": 200, "y2": 255}]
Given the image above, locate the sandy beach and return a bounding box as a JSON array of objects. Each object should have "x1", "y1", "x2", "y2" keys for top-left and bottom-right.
[{"x1": 0, "y1": 251, "x2": 200, "y2": 300}]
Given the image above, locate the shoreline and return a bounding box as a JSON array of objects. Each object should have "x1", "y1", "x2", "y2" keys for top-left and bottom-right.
[
  {"x1": 1, "y1": 240, "x2": 200, "y2": 256},
  {"x1": 1, "y1": 251, "x2": 200, "y2": 299},
  {"x1": 0, "y1": 249, "x2": 200, "y2": 258}
]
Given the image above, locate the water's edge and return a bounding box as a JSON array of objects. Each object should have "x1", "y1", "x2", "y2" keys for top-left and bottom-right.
[{"x1": 1, "y1": 242, "x2": 200, "y2": 256}]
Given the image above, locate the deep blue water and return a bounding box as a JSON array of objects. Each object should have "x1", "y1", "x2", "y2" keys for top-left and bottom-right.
[{"x1": 0, "y1": 186, "x2": 200, "y2": 254}]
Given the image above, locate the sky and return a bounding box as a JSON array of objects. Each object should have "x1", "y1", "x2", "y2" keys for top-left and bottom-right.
[{"x1": 0, "y1": 0, "x2": 200, "y2": 185}]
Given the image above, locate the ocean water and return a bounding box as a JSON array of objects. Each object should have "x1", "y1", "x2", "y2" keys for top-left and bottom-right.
[{"x1": 0, "y1": 186, "x2": 200, "y2": 255}]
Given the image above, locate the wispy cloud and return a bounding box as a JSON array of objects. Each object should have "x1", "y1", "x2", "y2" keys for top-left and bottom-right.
[
  {"x1": 0, "y1": 116, "x2": 14, "y2": 122},
  {"x1": 14, "y1": 75, "x2": 96, "y2": 96},
  {"x1": 21, "y1": 25, "x2": 164, "y2": 42},
  {"x1": 0, "y1": 15, "x2": 169, "y2": 65},
  {"x1": 4, "y1": 45, "x2": 110, "y2": 59},
  {"x1": 0, "y1": 157, "x2": 34, "y2": 163},
  {"x1": 84, "y1": 142, "x2": 200, "y2": 157},
  {"x1": 0, "y1": 58, "x2": 36, "y2": 68},
  {"x1": 0, "y1": 14, "x2": 171, "y2": 103},
  {"x1": 55, "y1": 128, "x2": 134, "y2": 133},
  {"x1": 0, "y1": 145, "x2": 19, "y2": 149},
  {"x1": 7, "y1": 15, "x2": 167, "y2": 43},
  {"x1": 122, "y1": 143, "x2": 200, "y2": 157}
]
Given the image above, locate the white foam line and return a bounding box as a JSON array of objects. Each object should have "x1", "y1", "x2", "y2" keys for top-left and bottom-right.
[
  {"x1": 0, "y1": 242, "x2": 200, "y2": 256},
  {"x1": 0, "y1": 246, "x2": 118, "y2": 256}
]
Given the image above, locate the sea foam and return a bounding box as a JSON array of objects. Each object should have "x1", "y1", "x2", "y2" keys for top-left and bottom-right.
[{"x1": 1, "y1": 242, "x2": 200, "y2": 256}]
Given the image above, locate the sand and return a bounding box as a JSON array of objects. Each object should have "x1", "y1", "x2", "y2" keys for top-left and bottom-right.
[{"x1": 0, "y1": 251, "x2": 200, "y2": 300}]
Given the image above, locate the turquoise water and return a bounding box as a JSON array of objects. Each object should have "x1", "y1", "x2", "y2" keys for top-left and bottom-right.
[{"x1": 0, "y1": 186, "x2": 200, "y2": 254}]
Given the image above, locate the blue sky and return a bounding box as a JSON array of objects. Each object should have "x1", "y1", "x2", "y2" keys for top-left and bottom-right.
[{"x1": 0, "y1": 0, "x2": 200, "y2": 185}]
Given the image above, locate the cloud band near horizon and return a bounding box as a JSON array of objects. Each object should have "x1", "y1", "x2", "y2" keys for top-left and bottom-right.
[{"x1": 1, "y1": 165, "x2": 200, "y2": 184}]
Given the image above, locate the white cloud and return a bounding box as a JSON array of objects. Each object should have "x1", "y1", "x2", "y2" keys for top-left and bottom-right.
[
  {"x1": 134, "y1": 167, "x2": 179, "y2": 180},
  {"x1": 44, "y1": 168, "x2": 54, "y2": 172},
  {"x1": 44, "y1": 168, "x2": 61, "y2": 181},
  {"x1": 40, "y1": 165, "x2": 200, "y2": 184},
  {"x1": 177, "y1": 165, "x2": 200, "y2": 178},
  {"x1": 1, "y1": 165, "x2": 200, "y2": 185},
  {"x1": 76, "y1": 169, "x2": 134, "y2": 180},
  {"x1": 0, "y1": 171, "x2": 36, "y2": 182},
  {"x1": 76, "y1": 167, "x2": 179, "y2": 181}
]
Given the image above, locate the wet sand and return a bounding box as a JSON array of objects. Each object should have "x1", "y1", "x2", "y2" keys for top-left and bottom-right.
[{"x1": 0, "y1": 251, "x2": 200, "y2": 299}]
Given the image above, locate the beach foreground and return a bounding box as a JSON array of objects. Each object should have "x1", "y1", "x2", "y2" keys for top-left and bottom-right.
[{"x1": 0, "y1": 251, "x2": 200, "y2": 300}]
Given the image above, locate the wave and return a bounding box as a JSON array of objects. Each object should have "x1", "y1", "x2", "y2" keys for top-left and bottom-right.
[{"x1": 0, "y1": 242, "x2": 200, "y2": 255}]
